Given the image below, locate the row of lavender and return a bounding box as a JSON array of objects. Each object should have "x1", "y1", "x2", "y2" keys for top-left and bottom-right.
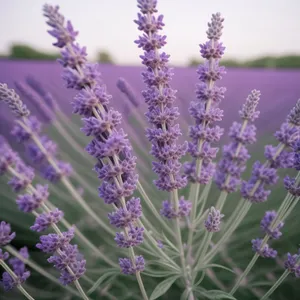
[{"x1": 0, "y1": 1, "x2": 300, "y2": 300}]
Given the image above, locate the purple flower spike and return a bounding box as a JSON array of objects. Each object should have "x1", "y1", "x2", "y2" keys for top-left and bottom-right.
[
  {"x1": 42, "y1": 161, "x2": 72, "y2": 183},
  {"x1": 260, "y1": 211, "x2": 284, "y2": 239},
  {"x1": 205, "y1": 207, "x2": 224, "y2": 232},
  {"x1": 119, "y1": 255, "x2": 145, "y2": 275},
  {"x1": 44, "y1": 4, "x2": 144, "y2": 273},
  {"x1": 185, "y1": 13, "x2": 226, "y2": 184},
  {"x1": 135, "y1": 0, "x2": 187, "y2": 192},
  {"x1": 215, "y1": 90, "x2": 260, "y2": 193},
  {"x1": 31, "y1": 208, "x2": 64, "y2": 232},
  {"x1": 0, "y1": 221, "x2": 16, "y2": 246},
  {"x1": 251, "y1": 238, "x2": 277, "y2": 258},
  {"x1": 160, "y1": 197, "x2": 192, "y2": 219},
  {"x1": 0, "y1": 249, "x2": 9, "y2": 261}
]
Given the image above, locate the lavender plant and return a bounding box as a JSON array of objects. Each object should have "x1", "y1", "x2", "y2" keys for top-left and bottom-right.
[{"x1": 0, "y1": 1, "x2": 299, "y2": 299}]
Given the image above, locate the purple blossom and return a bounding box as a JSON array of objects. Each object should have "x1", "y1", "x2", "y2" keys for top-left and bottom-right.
[
  {"x1": 42, "y1": 161, "x2": 72, "y2": 183},
  {"x1": 0, "y1": 222, "x2": 16, "y2": 246},
  {"x1": 0, "y1": 139, "x2": 19, "y2": 175},
  {"x1": 260, "y1": 211, "x2": 284, "y2": 239},
  {"x1": 0, "y1": 247, "x2": 30, "y2": 291},
  {"x1": 48, "y1": 244, "x2": 86, "y2": 285},
  {"x1": 160, "y1": 197, "x2": 192, "y2": 219},
  {"x1": 284, "y1": 252, "x2": 299, "y2": 273},
  {"x1": 116, "y1": 77, "x2": 139, "y2": 108},
  {"x1": 251, "y1": 238, "x2": 277, "y2": 258},
  {"x1": 16, "y1": 184, "x2": 49, "y2": 213},
  {"x1": 115, "y1": 226, "x2": 144, "y2": 248},
  {"x1": 8, "y1": 163, "x2": 35, "y2": 192},
  {"x1": 108, "y1": 198, "x2": 142, "y2": 228},
  {"x1": 119, "y1": 255, "x2": 145, "y2": 275},
  {"x1": 11, "y1": 116, "x2": 41, "y2": 143},
  {"x1": 0, "y1": 249, "x2": 9, "y2": 261},
  {"x1": 36, "y1": 227, "x2": 75, "y2": 253},
  {"x1": 205, "y1": 207, "x2": 224, "y2": 232},
  {"x1": 31, "y1": 208, "x2": 64, "y2": 232},
  {"x1": 284, "y1": 176, "x2": 300, "y2": 196}
]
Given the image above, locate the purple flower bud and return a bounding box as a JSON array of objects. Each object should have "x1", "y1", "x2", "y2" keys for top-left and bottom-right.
[
  {"x1": 0, "y1": 249, "x2": 9, "y2": 261},
  {"x1": 16, "y1": 184, "x2": 49, "y2": 213},
  {"x1": 205, "y1": 207, "x2": 224, "y2": 232},
  {"x1": 206, "y1": 12, "x2": 224, "y2": 41},
  {"x1": 31, "y1": 208, "x2": 64, "y2": 232},
  {"x1": 115, "y1": 225, "x2": 144, "y2": 248},
  {"x1": 260, "y1": 211, "x2": 284, "y2": 239},
  {"x1": 284, "y1": 176, "x2": 300, "y2": 196},
  {"x1": 48, "y1": 244, "x2": 86, "y2": 285},
  {"x1": 42, "y1": 161, "x2": 72, "y2": 183},
  {"x1": 0, "y1": 221, "x2": 16, "y2": 246},
  {"x1": 160, "y1": 197, "x2": 192, "y2": 219},
  {"x1": 8, "y1": 163, "x2": 35, "y2": 192},
  {"x1": 284, "y1": 252, "x2": 299, "y2": 273},
  {"x1": 11, "y1": 116, "x2": 41, "y2": 143},
  {"x1": 0, "y1": 139, "x2": 19, "y2": 175},
  {"x1": 251, "y1": 238, "x2": 277, "y2": 258},
  {"x1": 239, "y1": 90, "x2": 261, "y2": 121},
  {"x1": 36, "y1": 227, "x2": 75, "y2": 253},
  {"x1": 119, "y1": 255, "x2": 145, "y2": 275},
  {"x1": 59, "y1": 43, "x2": 87, "y2": 69},
  {"x1": 108, "y1": 198, "x2": 142, "y2": 228},
  {"x1": 1, "y1": 247, "x2": 30, "y2": 291}
]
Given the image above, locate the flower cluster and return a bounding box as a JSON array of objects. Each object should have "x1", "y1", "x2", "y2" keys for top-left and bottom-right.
[
  {"x1": 0, "y1": 139, "x2": 86, "y2": 285},
  {"x1": 284, "y1": 252, "x2": 300, "y2": 277},
  {"x1": 0, "y1": 222, "x2": 30, "y2": 291},
  {"x1": 0, "y1": 84, "x2": 72, "y2": 183},
  {"x1": 251, "y1": 238, "x2": 277, "y2": 258},
  {"x1": 184, "y1": 13, "x2": 226, "y2": 185},
  {"x1": 260, "y1": 211, "x2": 284, "y2": 239},
  {"x1": 43, "y1": 4, "x2": 145, "y2": 275},
  {"x1": 215, "y1": 90, "x2": 260, "y2": 193}
]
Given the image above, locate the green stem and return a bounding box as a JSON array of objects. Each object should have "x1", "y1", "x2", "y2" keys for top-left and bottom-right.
[
  {"x1": 230, "y1": 253, "x2": 260, "y2": 295},
  {"x1": 137, "y1": 181, "x2": 175, "y2": 238},
  {"x1": 260, "y1": 270, "x2": 290, "y2": 300}
]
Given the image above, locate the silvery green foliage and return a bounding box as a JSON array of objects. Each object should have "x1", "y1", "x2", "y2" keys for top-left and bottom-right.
[{"x1": 0, "y1": 1, "x2": 300, "y2": 300}]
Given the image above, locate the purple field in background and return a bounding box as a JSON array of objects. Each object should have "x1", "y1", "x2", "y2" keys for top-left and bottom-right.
[{"x1": 0, "y1": 60, "x2": 299, "y2": 139}]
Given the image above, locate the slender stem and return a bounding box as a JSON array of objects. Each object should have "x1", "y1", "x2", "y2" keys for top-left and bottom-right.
[
  {"x1": 260, "y1": 270, "x2": 290, "y2": 300},
  {"x1": 230, "y1": 253, "x2": 260, "y2": 295},
  {"x1": 0, "y1": 261, "x2": 35, "y2": 300},
  {"x1": 74, "y1": 280, "x2": 90, "y2": 300},
  {"x1": 137, "y1": 181, "x2": 175, "y2": 238},
  {"x1": 135, "y1": 271, "x2": 149, "y2": 300}
]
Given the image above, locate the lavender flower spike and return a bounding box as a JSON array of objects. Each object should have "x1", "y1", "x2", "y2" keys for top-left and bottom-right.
[
  {"x1": 205, "y1": 207, "x2": 224, "y2": 232},
  {"x1": 185, "y1": 13, "x2": 226, "y2": 186},
  {"x1": 215, "y1": 90, "x2": 260, "y2": 194},
  {"x1": 43, "y1": 5, "x2": 147, "y2": 288},
  {"x1": 135, "y1": 0, "x2": 189, "y2": 218}
]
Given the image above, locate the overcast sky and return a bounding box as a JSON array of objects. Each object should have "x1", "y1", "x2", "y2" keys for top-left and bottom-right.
[{"x1": 0, "y1": 0, "x2": 299, "y2": 65}]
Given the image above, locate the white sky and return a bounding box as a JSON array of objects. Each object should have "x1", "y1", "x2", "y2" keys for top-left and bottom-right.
[{"x1": 0, "y1": 0, "x2": 299, "y2": 65}]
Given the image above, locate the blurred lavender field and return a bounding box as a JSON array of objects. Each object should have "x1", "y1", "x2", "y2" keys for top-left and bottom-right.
[{"x1": 0, "y1": 60, "x2": 299, "y2": 138}]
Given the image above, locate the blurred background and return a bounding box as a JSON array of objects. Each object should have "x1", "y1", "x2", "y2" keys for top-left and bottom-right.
[{"x1": 0, "y1": 0, "x2": 300, "y2": 299}]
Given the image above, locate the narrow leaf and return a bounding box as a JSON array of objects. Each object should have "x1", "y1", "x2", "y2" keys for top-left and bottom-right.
[{"x1": 150, "y1": 275, "x2": 179, "y2": 300}]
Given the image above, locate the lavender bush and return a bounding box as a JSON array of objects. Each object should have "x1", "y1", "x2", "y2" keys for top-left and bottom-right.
[{"x1": 0, "y1": 1, "x2": 299, "y2": 299}]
